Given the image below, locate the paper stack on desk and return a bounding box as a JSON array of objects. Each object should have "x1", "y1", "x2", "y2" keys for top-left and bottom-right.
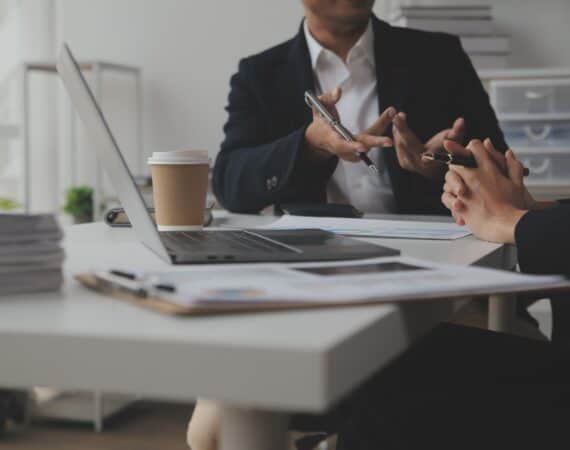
[{"x1": 0, "y1": 214, "x2": 64, "y2": 295}]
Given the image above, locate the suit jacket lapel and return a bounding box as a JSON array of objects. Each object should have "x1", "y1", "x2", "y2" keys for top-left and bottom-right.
[
  {"x1": 372, "y1": 17, "x2": 415, "y2": 130},
  {"x1": 372, "y1": 17, "x2": 415, "y2": 207},
  {"x1": 284, "y1": 22, "x2": 315, "y2": 129}
]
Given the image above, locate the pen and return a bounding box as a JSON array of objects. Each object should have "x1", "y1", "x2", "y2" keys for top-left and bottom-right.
[
  {"x1": 304, "y1": 90, "x2": 379, "y2": 174},
  {"x1": 109, "y1": 269, "x2": 177, "y2": 293},
  {"x1": 421, "y1": 150, "x2": 530, "y2": 177},
  {"x1": 110, "y1": 269, "x2": 137, "y2": 280}
]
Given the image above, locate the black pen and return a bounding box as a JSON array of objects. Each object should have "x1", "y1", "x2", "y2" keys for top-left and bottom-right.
[
  {"x1": 304, "y1": 90, "x2": 379, "y2": 174},
  {"x1": 109, "y1": 269, "x2": 177, "y2": 293},
  {"x1": 422, "y1": 150, "x2": 530, "y2": 177}
]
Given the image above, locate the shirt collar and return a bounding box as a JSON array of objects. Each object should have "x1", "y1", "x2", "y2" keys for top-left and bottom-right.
[{"x1": 303, "y1": 19, "x2": 374, "y2": 69}]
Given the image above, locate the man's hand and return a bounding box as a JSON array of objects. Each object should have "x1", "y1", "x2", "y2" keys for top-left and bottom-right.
[
  {"x1": 441, "y1": 139, "x2": 529, "y2": 244},
  {"x1": 392, "y1": 113, "x2": 465, "y2": 181},
  {"x1": 305, "y1": 87, "x2": 393, "y2": 162}
]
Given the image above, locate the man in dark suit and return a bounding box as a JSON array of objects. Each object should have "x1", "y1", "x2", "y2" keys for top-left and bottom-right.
[{"x1": 213, "y1": 0, "x2": 506, "y2": 215}]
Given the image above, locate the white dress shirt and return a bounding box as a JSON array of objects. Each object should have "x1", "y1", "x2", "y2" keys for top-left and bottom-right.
[{"x1": 304, "y1": 20, "x2": 396, "y2": 213}]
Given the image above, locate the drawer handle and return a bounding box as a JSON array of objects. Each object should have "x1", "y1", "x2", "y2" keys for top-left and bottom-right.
[
  {"x1": 524, "y1": 124, "x2": 552, "y2": 141},
  {"x1": 522, "y1": 157, "x2": 551, "y2": 175},
  {"x1": 525, "y1": 90, "x2": 548, "y2": 100}
]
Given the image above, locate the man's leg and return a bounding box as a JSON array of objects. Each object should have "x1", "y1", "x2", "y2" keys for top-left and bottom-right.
[
  {"x1": 187, "y1": 400, "x2": 221, "y2": 450},
  {"x1": 551, "y1": 294, "x2": 570, "y2": 346}
]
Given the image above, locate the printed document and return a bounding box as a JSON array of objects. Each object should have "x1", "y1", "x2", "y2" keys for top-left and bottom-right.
[
  {"x1": 94, "y1": 256, "x2": 568, "y2": 308},
  {"x1": 262, "y1": 215, "x2": 472, "y2": 240}
]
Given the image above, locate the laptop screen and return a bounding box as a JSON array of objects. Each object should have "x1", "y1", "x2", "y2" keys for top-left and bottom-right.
[{"x1": 57, "y1": 44, "x2": 170, "y2": 262}]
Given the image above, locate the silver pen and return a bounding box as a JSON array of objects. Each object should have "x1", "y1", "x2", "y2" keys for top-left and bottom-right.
[{"x1": 304, "y1": 90, "x2": 379, "y2": 174}]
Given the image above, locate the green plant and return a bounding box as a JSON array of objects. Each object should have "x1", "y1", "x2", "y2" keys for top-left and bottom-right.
[
  {"x1": 63, "y1": 186, "x2": 93, "y2": 219},
  {"x1": 0, "y1": 197, "x2": 19, "y2": 211}
]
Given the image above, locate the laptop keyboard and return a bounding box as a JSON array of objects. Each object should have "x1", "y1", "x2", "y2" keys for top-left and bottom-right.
[{"x1": 162, "y1": 230, "x2": 298, "y2": 255}]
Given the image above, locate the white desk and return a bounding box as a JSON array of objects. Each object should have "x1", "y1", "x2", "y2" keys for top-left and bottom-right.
[{"x1": 0, "y1": 214, "x2": 516, "y2": 450}]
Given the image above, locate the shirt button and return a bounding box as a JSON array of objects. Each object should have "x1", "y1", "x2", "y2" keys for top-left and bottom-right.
[{"x1": 271, "y1": 176, "x2": 278, "y2": 188}]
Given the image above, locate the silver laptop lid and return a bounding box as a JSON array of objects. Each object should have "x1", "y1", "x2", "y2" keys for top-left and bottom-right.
[{"x1": 57, "y1": 43, "x2": 170, "y2": 262}]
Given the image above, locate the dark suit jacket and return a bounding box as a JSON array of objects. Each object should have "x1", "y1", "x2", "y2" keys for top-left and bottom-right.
[
  {"x1": 516, "y1": 203, "x2": 570, "y2": 277},
  {"x1": 515, "y1": 202, "x2": 570, "y2": 344},
  {"x1": 213, "y1": 16, "x2": 506, "y2": 214}
]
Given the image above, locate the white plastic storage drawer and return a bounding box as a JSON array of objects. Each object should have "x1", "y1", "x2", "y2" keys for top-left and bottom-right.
[
  {"x1": 490, "y1": 79, "x2": 570, "y2": 117},
  {"x1": 501, "y1": 119, "x2": 570, "y2": 148},
  {"x1": 516, "y1": 149, "x2": 570, "y2": 184}
]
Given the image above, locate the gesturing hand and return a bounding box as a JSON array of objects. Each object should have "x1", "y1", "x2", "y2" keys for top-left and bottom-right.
[
  {"x1": 305, "y1": 87, "x2": 393, "y2": 163},
  {"x1": 392, "y1": 113, "x2": 465, "y2": 181}
]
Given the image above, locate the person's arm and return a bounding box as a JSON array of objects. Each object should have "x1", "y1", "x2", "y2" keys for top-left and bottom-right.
[
  {"x1": 213, "y1": 61, "x2": 393, "y2": 213},
  {"x1": 212, "y1": 59, "x2": 336, "y2": 213},
  {"x1": 514, "y1": 205, "x2": 570, "y2": 277},
  {"x1": 385, "y1": 36, "x2": 505, "y2": 214},
  {"x1": 441, "y1": 140, "x2": 570, "y2": 277}
]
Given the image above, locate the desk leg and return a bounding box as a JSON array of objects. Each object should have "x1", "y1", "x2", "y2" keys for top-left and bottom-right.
[
  {"x1": 219, "y1": 405, "x2": 289, "y2": 450},
  {"x1": 488, "y1": 294, "x2": 516, "y2": 333}
]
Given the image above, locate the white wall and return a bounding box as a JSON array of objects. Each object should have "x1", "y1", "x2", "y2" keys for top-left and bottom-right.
[
  {"x1": 395, "y1": 0, "x2": 570, "y2": 67},
  {"x1": 55, "y1": 0, "x2": 570, "y2": 168},
  {"x1": 492, "y1": 0, "x2": 570, "y2": 67}
]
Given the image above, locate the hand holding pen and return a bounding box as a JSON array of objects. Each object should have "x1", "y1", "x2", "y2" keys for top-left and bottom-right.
[
  {"x1": 304, "y1": 88, "x2": 393, "y2": 173},
  {"x1": 441, "y1": 138, "x2": 536, "y2": 235},
  {"x1": 421, "y1": 138, "x2": 530, "y2": 177}
]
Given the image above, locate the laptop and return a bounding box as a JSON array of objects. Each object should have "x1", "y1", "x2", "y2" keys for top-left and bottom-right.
[{"x1": 57, "y1": 44, "x2": 399, "y2": 264}]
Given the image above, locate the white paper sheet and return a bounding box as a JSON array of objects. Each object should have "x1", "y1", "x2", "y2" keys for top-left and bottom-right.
[
  {"x1": 261, "y1": 215, "x2": 472, "y2": 240},
  {"x1": 94, "y1": 256, "x2": 568, "y2": 308}
]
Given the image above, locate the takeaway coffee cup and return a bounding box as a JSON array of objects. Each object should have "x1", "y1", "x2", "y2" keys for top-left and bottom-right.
[{"x1": 148, "y1": 150, "x2": 210, "y2": 231}]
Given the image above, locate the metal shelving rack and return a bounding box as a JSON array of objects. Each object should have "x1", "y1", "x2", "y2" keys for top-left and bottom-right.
[{"x1": 14, "y1": 60, "x2": 143, "y2": 214}]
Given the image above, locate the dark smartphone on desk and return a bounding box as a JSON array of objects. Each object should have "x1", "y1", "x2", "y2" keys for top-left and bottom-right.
[{"x1": 275, "y1": 203, "x2": 364, "y2": 218}]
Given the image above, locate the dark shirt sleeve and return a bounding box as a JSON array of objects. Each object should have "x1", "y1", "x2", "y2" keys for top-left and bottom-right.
[
  {"x1": 514, "y1": 205, "x2": 570, "y2": 276},
  {"x1": 212, "y1": 59, "x2": 337, "y2": 213}
]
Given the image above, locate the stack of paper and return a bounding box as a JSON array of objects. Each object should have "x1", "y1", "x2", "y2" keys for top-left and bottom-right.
[
  {"x1": 390, "y1": 2, "x2": 510, "y2": 69},
  {"x1": 0, "y1": 214, "x2": 64, "y2": 295}
]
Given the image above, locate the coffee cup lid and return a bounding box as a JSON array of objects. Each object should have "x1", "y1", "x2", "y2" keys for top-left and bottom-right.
[{"x1": 148, "y1": 150, "x2": 210, "y2": 165}]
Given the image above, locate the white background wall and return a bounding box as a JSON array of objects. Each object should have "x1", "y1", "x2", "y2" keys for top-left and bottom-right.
[
  {"x1": 55, "y1": 0, "x2": 570, "y2": 167},
  {"x1": 56, "y1": 0, "x2": 317, "y2": 168},
  {"x1": 399, "y1": 0, "x2": 570, "y2": 67}
]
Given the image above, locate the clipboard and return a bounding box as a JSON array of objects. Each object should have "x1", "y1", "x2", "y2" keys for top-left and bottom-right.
[
  {"x1": 75, "y1": 272, "x2": 570, "y2": 317},
  {"x1": 75, "y1": 273, "x2": 324, "y2": 316}
]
